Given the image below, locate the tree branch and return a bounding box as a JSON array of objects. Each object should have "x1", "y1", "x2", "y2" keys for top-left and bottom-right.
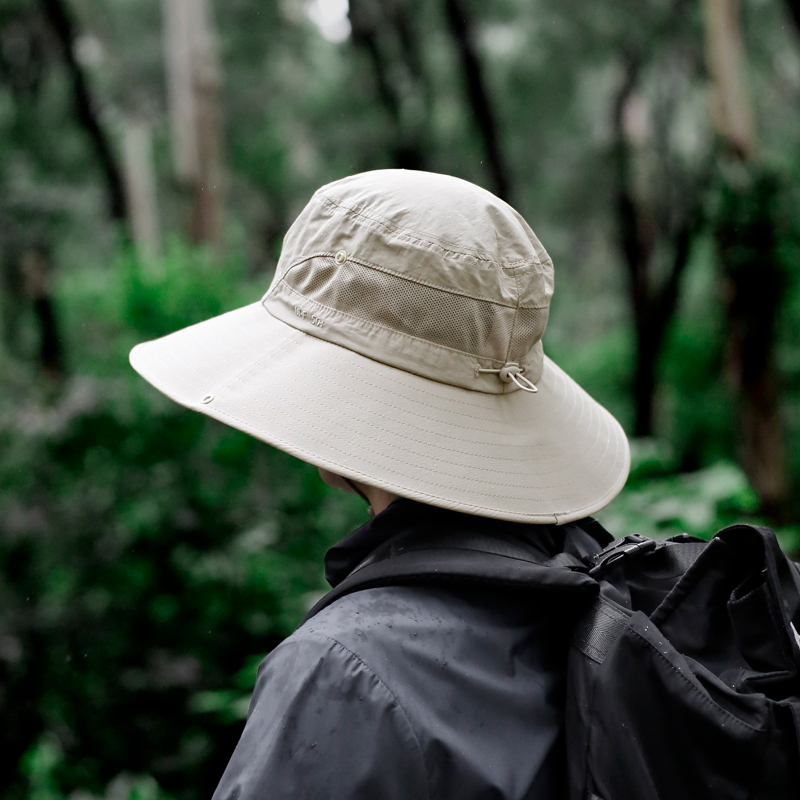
[
  {"x1": 349, "y1": 0, "x2": 425, "y2": 169},
  {"x1": 443, "y1": 0, "x2": 511, "y2": 202},
  {"x1": 349, "y1": 0, "x2": 400, "y2": 125},
  {"x1": 783, "y1": 0, "x2": 800, "y2": 38},
  {"x1": 39, "y1": 0, "x2": 127, "y2": 222},
  {"x1": 612, "y1": 55, "x2": 647, "y2": 321}
]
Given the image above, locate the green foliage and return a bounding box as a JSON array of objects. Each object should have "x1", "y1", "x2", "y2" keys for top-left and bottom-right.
[
  {"x1": 188, "y1": 653, "x2": 264, "y2": 725},
  {"x1": 2, "y1": 0, "x2": 800, "y2": 798},
  {"x1": 5, "y1": 240, "x2": 798, "y2": 800},
  {"x1": 57, "y1": 241, "x2": 249, "y2": 377},
  {"x1": 0, "y1": 247, "x2": 367, "y2": 800},
  {"x1": 596, "y1": 441, "x2": 757, "y2": 538},
  {"x1": 658, "y1": 239, "x2": 735, "y2": 469},
  {"x1": 21, "y1": 734, "x2": 172, "y2": 800},
  {"x1": 547, "y1": 326, "x2": 634, "y2": 433},
  {"x1": 597, "y1": 440, "x2": 800, "y2": 553}
]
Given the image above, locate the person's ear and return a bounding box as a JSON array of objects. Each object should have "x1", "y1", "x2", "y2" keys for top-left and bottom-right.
[{"x1": 318, "y1": 468, "x2": 354, "y2": 493}]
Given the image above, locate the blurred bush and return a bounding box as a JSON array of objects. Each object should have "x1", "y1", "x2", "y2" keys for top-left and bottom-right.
[
  {"x1": 0, "y1": 245, "x2": 366, "y2": 800},
  {"x1": 597, "y1": 440, "x2": 800, "y2": 552},
  {"x1": 0, "y1": 0, "x2": 799, "y2": 796},
  {"x1": 2, "y1": 241, "x2": 799, "y2": 800}
]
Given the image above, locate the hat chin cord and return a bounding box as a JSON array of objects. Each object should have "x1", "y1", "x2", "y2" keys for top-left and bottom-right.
[
  {"x1": 342, "y1": 477, "x2": 376, "y2": 518},
  {"x1": 475, "y1": 363, "x2": 538, "y2": 393}
]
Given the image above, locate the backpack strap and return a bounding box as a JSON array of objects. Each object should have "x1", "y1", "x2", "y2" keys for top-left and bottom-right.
[
  {"x1": 571, "y1": 534, "x2": 708, "y2": 662},
  {"x1": 303, "y1": 521, "x2": 605, "y2": 624},
  {"x1": 572, "y1": 596, "x2": 631, "y2": 664}
]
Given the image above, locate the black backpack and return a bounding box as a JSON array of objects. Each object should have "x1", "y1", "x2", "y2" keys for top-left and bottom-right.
[{"x1": 305, "y1": 520, "x2": 800, "y2": 800}]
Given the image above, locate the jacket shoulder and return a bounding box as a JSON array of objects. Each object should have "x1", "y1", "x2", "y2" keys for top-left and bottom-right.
[{"x1": 213, "y1": 621, "x2": 429, "y2": 800}]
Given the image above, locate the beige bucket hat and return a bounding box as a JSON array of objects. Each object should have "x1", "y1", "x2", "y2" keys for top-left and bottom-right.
[{"x1": 130, "y1": 170, "x2": 629, "y2": 524}]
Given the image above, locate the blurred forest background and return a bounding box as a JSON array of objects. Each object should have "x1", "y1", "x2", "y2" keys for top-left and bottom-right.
[{"x1": 2, "y1": 0, "x2": 800, "y2": 797}]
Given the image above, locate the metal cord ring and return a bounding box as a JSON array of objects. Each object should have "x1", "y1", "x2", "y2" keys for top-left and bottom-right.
[{"x1": 509, "y1": 372, "x2": 538, "y2": 393}]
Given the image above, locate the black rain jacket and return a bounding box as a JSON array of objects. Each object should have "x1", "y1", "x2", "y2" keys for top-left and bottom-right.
[{"x1": 212, "y1": 499, "x2": 608, "y2": 800}]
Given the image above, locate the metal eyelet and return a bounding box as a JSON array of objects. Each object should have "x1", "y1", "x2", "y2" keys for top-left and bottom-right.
[{"x1": 334, "y1": 250, "x2": 347, "y2": 264}]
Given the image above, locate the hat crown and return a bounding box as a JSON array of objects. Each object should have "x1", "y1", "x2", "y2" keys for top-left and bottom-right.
[
  {"x1": 264, "y1": 170, "x2": 555, "y2": 393},
  {"x1": 130, "y1": 169, "x2": 629, "y2": 523}
]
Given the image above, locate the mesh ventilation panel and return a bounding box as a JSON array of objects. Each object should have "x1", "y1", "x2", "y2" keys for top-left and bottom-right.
[
  {"x1": 282, "y1": 256, "x2": 544, "y2": 361},
  {"x1": 508, "y1": 307, "x2": 547, "y2": 363}
]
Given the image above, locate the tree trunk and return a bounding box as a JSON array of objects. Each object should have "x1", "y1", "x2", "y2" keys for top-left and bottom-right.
[
  {"x1": 703, "y1": 0, "x2": 787, "y2": 519},
  {"x1": 163, "y1": 0, "x2": 198, "y2": 183},
  {"x1": 714, "y1": 171, "x2": 787, "y2": 519},
  {"x1": 21, "y1": 246, "x2": 64, "y2": 381},
  {"x1": 613, "y1": 59, "x2": 699, "y2": 437},
  {"x1": 782, "y1": 0, "x2": 800, "y2": 41},
  {"x1": 190, "y1": 24, "x2": 223, "y2": 249},
  {"x1": 122, "y1": 117, "x2": 160, "y2": 259},
  {"x1": 348, "y1": 0, "x2": 426, "y2": 170},
  {"x1": 39, "y1": 0, "x2": 127, "y2": 223},
  {"x1": 443, "y1": 0, "x2": 511, "y2": 203},
  {"x1": 162, "y1": 0, "x2": 223, "y2": 248},
  {"x1": 613, "y1": 60, "x2": 658, "y2": 437},
  {"x1": 1, "y1": 242, "x2": 25, "y2": 359},
  {"x1": 704, "y1": 0, "x2": 756, "y2": 159}
]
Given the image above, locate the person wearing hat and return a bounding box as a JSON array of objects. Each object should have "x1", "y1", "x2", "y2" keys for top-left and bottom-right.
[{"x1": 130, "y1": 170, "x2": 630, "y2": 799}]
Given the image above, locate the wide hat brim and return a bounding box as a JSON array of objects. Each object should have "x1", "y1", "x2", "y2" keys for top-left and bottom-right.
[{"x1": 130, "y1": 302, "x2": 630, "y2": 524}]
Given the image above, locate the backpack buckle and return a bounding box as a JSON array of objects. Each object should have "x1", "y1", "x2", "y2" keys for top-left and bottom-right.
[{"x1": 583, "y1": 534, "x2": 657, "y2": 578}]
